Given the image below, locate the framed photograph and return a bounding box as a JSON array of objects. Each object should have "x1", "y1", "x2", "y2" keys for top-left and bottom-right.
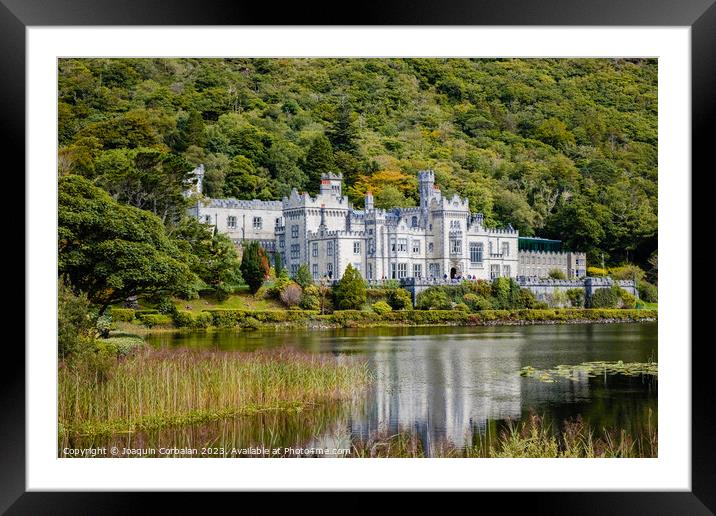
[{"x1": 5, "y1": 0, "x2": 712, "y2": 510}]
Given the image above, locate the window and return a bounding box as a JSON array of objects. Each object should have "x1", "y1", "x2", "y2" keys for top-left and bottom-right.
[
  {"x1": 204, "y1": 215, "x2": 212, "y2": 223},
  {"x1": 291, "y1": 225, "x2": 299, "y2": 238},
  {"x1": 275, "y1": 218, "x2": 281, "y2": 226},
  {"x1": 411, "y1": 216, "x2": 418, "y2": 228},
  {"x1": 397, "y1": 263, "x2": 408, "y2": 279},
  {"x1": 253, "y1": 217, "x2": 262, "y2": 230},
  {"x1": 413, "y1": 263, "x2": 422, "y2": 278},
  {"x1": 326, "y1": 263, "x2": 333, "y2": 278},
  {"x1": 429, "y1": 263, "x2": 440, "y2": 278},
  {"x1": 368, "y1": 239, "x2": 374, "y2": 254},
  {"x1": 327, "y1": 241, "x2": 334, "y2": 256},
  {"x1": 312, "y1": 264, "x2": 318, "y2": 278},
  {"x1": 391, "y1": 263, "x2": 397, "y2": 279},
  {"x1": 470, "y1": 242, "x2": 483, "y2": 264},
  {"x1": 290, "y1": 244, "x2": 300, "y2": 260},
  {"x1": 503, "y1": 265, "x2": 511, "y2": 277},
  {"x1": 367, "y1": 263, "x2": 373, "y2": 280},
  {"x1": 490, "y1": 264, "x2": 500, "y2": 280},
  {"x1": 450, "y1": 220, "x2": 460, "y2": 229},
  {"x1": 450, "y1": 239, "x2": 462, "y2": 254},
  {"x1": 279, "y1": 237, "x2": 285, "y2": 249},
  {"x1": 353, "y1": 263, "x2": 361, "y2": 274},
  {"x1": 397, "y1": 238, "x2": 408, "y2": 252},
  {"x1": 391, "y1": 238, "x2": 397, "y2": 252},
  {"x1": 502, "y1": 242, "x2": 509, "y2": 257},
  {"x1": 428, "y1": 242, "x2": 434, "y2": 253},
  {"x1": 290, "y1": 264, "x2": 298, "y2": 275},
  {"x1": 412, "y1": 240, "x2": 420, "y2": 254},
  {"x1": 312, "y1": 242, "x2": 318, "y2": 257},
  {"x1": 227, "y1": 216, "x2": 237, "y2": 229},
  {"x1": 354, "y1": 241, "x2": 361, "y2": 254}
]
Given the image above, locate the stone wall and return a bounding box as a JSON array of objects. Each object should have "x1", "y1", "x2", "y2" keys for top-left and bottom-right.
[{"x1": 398, "y1": 277, "x2": 638, "y2": 306}]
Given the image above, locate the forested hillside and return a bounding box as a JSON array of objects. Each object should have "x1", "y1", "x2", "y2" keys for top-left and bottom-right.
[{"x1": 58, "y1": 58, "x2": 657, "y2": 266}]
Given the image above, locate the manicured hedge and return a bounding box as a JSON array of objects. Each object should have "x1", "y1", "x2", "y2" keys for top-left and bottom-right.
[
  {"x1": 138, "y1": 314, "x2": 173, "y2": 327},
  {"x1": 206, "y1": 309, "x2": 319, "y2": 327},
  {"x1": 141, "y1": 307, "x2": 658, "y2": 330},
  {"x1": 111, "y1": 308, "x2": 136, "y2": 322},
  {"x1": 173, "y1": 311, "x2": 213, "y2": 329}
]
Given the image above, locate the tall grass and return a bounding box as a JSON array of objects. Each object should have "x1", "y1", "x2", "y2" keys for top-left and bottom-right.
[
  {"x1": 351, "y1": 413, "x2": 657, "y2": 458},
  {"x1": 58, "y1": 347, "x2": 371, "y2": 440}
]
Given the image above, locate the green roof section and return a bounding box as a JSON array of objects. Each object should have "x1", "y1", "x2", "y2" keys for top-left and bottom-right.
[{"x1": 518, "y1": 237, "x2": 563, "y2": 252}]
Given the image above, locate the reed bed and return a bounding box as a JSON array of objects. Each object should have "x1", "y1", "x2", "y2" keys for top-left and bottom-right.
[
  {"x1": 351, "y1": 413, "x2": 657, "y2": 458},
  {"x1": 59, "y1": 347, "x2": 371, "y2": 439}
]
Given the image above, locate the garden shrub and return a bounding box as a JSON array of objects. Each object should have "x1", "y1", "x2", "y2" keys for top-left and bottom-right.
[
  {"x1": 588, "y1": 285, "x2": 620, "y2": 308},
  {"x1": 566, "y1": 288, "x2": 585, "y2": 308},
  {"x1": 587, "y1": 267, "x2": 607, "y2": 277},
  {"x1": 366, "y1": 288, "x2": 389, "y2": 304},
  {"x1": 416, "y1": 287, "x2": 451, "y2": 310},
  {"x1": 618, "y1": 289, "x2": 637, "y2": 309},
  {"x1": 156, "y1": 296, "x2": 178, "y2": 315},
  {"x1": 58, "y1": 277, "x2": 95, "y2": 358},
  {"x1": 372, "y1": 301, "x2": 393, "y2": 315},
  {"x1": 333, "y1": 264, "x2": 367, "y2": 309},
  {"x1": 300, "y1": 285, "x2": 321, "y2": 310},
  {"x1": 139, "y1": 314, "x2": 173, "y2": 328},
  {"x1": 387, "y1": 288, "x2": 412, "y2": 310},
  {"x1": 279, "y1": 282, "x2": 303, "y2": 307},
  {"x1": 111, "y1": 308, "x2": 136, "y2": 322},
  {"x1": 454, "y1": 302, "x2": 469, "y2": 312},
  {"x1": 637, "y1": 280, "x2": 658, "y2": 303}
]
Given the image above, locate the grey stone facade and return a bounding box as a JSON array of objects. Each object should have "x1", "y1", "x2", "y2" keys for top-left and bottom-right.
[{"x1": 187, "y1": 165, "x2": 586, "y2": 284}]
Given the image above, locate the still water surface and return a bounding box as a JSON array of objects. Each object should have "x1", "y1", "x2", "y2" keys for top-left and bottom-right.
[{"x1": 139, "y1": 323, "x2": 657, "y2": 456}]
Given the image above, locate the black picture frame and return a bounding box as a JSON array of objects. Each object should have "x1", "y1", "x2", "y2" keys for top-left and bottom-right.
[{"x1": 4, "y1": 0, "x2": 712, "y2": 511}]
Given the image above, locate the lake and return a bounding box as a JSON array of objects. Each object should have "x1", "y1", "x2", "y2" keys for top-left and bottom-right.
[{"x1": 124, "y1": 322, "x2": 657, "y2": 457}]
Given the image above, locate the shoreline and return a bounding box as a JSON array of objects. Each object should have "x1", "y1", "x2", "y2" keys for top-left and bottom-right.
[{"x1": 115, "y1": 308, "x2": 657, "y2": 335}]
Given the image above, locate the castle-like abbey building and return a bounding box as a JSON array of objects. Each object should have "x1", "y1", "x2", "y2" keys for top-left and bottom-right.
[{"x1": 188, "y1": 166, "x2": 586, "y2": 282}]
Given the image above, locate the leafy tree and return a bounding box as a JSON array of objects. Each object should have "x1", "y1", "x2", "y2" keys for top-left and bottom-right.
[
  {"x1": 303, "y1": 135, "x2": 337, "y2": 193},
  {"x1": 274, "y1": 251, "x2": 284, "y2": 278},
  {"x1": 294, "y1": 263, "x2": 314, "y2": 288},
  {"x1": 387, "y1": 288, "x2": 413, "y2": 310},
  {"x1": 59, "y1": 175, "x2": 200, "y2": 314},
  {"x1": 171, "y1": 217, "x2": 243, "y2": 301},
  {"x1": 333, "y1": 264, "x2": 367, "y2": 309},
  {"x1": 326, "y1": 102, "x2": 358, "y2": 153},
  {"x1": 58, "y1": 276, "x2": 95, "y2": 358},
  {"x1": 224, "y1": 155, "x2": 273, "y2": 200},
  {"x1": 239, "y1": 240, "x2": 270, "y2": 293},
  {"x1": 94, "y1": 147, "x2": 195, "y2": 226},
  {"x1": 416, "y1": 288, "x2": 451, "y2": 310}
]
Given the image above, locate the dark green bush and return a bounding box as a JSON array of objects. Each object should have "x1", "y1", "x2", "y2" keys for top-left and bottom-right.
[
  {"x1": 58, "y1": 278, "x2": 95, "y2": 358},
  {"x1": 416, "y1": 287, "x2": 451, "y2": 310},
  {"x1": 588, "y1": 285, "x2": 620, "y2": 308},
  {"x1": 638, "y1": 280, "x2": 658, "y2": 303},
  {"x1": 157, "y1": 296, "x2": 178, "y2": 315},
  {"x1": 387, "y1": 288, "x2": 413, "y2": 310},
  {"x1": 566, "y1": 288, "x2": 585, "y2": 308}
]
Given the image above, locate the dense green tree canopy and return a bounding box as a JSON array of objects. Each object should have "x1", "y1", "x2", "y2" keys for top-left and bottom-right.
[
  {"x1": 58, "y1": 58, "x2": 658, "y2": 267},
  {"x1": 58, "y1": 175, "x2": 201, "y2": 311}
]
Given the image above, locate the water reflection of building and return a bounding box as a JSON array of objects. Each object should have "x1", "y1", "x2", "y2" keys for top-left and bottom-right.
[{"x1": 348, "y1": 334, "x2": 524, "y2": 454}]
